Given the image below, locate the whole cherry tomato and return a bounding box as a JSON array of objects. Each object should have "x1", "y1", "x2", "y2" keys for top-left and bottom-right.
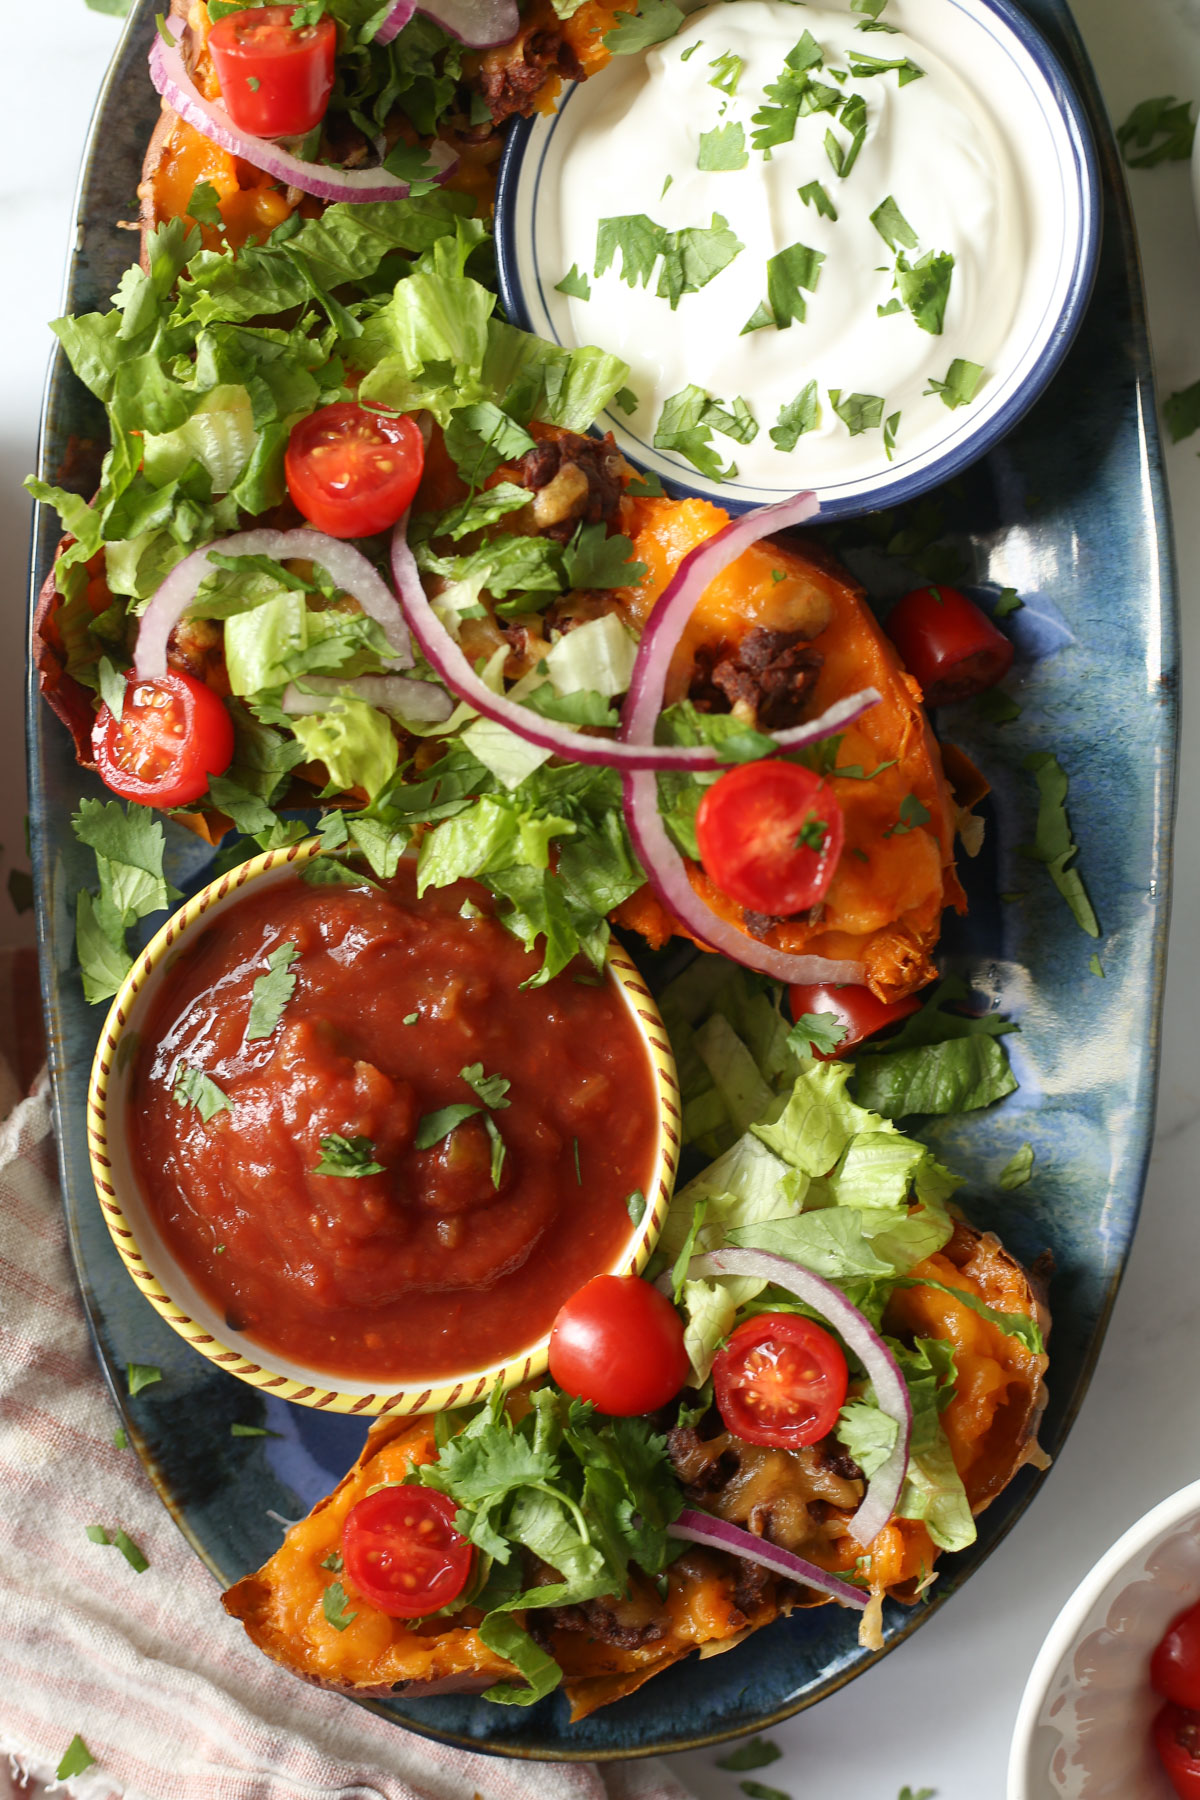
[
  {"x1": 285, "y1": 403, "x2": 426, "y2": 539},
  {"x1": 1154, "y1": 1702, "x2": 1200, "y2": 1797},
  {"x1": 787, "y1": 981, "x2": 922, "y2": 1059},
  {"x1": 694, "y1": 760, "x2": 844, "y2": 916},
  {"x1": 208, "y1": 6, "x2": 337, "y2": 139},
  {"x1": 884, "y1": 584, "x2": 1014, "y2": 707},
  {"x1": 341, "y1": 1486, "x2": 473, "y2": 1618},
  {"x1": 92, "y1": 671, "x2": 234, "y2": 808},
  {"x1": 1153, "y1": 1600, "x2": 1200, "y2": 1710},
  {"x1": 713, "y1": 1312, "x2": 848, "y2": 1448},
  {"x1": 549, "y1": 1275, "x2": 690, "y2": 1416}
]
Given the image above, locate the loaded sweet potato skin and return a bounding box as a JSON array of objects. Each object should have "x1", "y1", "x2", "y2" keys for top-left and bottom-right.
[
  {"x1": 220, "y1": 1218, "x2": 1048, "y2": 1720},
  {"x1": 611, "y1": 496, "x2": 966, "y2": 1001}
]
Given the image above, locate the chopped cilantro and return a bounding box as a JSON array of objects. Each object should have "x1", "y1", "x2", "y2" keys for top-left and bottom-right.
[
  {"x1": 870, "y1": 194, "x2": 919, "y2": 251},
  {"x1": 829, "y1": 389, "x2": 886, "y2": 435},
  {"x1": 883, "y1": 410, "x2": 901, "y2": 461},
  {"x1": 114, "y1": 1528, "x2": 149, "y2": 1573},
  {"x1": 484, "y1": 1114, "x2": 507, "y2": 1189},
  {"x1": 998, "y1": 1142, "x2": 1034, "y2": 1190},
  {"x1": 824, "y1": 91, "x2": 869, "y2": 175},
  {"x1": 186, "y1": 179, "x2": 224, "y2": 229},
  {"x1": 613, "y1": 385, "x2": 638, "y2": 416},
  {"x1": 926, "y1": 358, "x2": 984, "y2": 409},
  {"x1": 86, "y1": 1525, "x2": 111, "y2": 1544},
  {"x1": 113, "y1": 1427, "x2": 128, "y2": 1449},
  {"x1": 127, "y1": 1362, "x2": 161, "y2": 1397},
  {"x1": 898, "y1": 1789, "x2": 936, "y2": 1800},
  {"x1": 680, "y1": 39, "x2": 701, "y2": 61},
  {"x1": 172, "y1": 1062, "x2": 231, "y2": 1123},
  {"x1": 786, "y1": 1011, "x2": 846, "y2": 1059},
  {"x1": 851, "y1": 0, "x2": 895, "y2": 22},
  {"x1": 1164, "y1": 378, "x2": 1200, "y2": 443},
  {"x1": 739, "y1": 1783, "x2": 791, "y2": 1800},
  {"x1": 461, "y1": 1063, "x2": 511, "y2": 1109},
  {"x1": 403, "y1": 1011, "x2": 419, "y2": 1025},
  {"x1": 626, "y1": 1188, "x2": 647, "y2": 1225},
  {"x1": 603, "y1": 0, "x2": 685, "y2": 54},
  {"x1": 708, "y1": 49, "x2": 744, "y2": 94},
  {"x1": 794, "y1": 814, "x2": 828, "y2": 852},
  {"x1": 56, "y1": 1737, "x2": 96, "y2": 1780},
  {"x1": 655, "y1": 385, "x2": 748, "y2": 480},
  {"x1": 322, "y1": 1580, "x2": 358, "y2": 1631},
  {"x1": 994, "y1": 586, "x2": 1023, "y2": 617},
  {"x1": 878, "y1": 297, "x2": 903, "y2": 316},
  {"x1": 1089, "y1": 952, "x2": 1106, "y2": 978},
  {"x1": 561, "y1": 520, "x2": 647, "y2": 588},
  {"x1": 798, "y1": 179, "x2": 837, "y2": 219},
  {"x1": 1116, "y1": 95, "x2": 1195, "y2": 167},
  {"x1": 231, "y1": 1421, "x2": 283, "y2": 1437},
  {"x1": 155, "y1": 12, "x2": 177, "y2": 46},
  {"x1": 595, "y1": 212, "x2": 743, "y2": 309},
  {"x1": 846, "y1": 48, "x2": 924, "y2": 83},
  {"x1": 321, "y1": 1550, "x2": 344, "y2": 1572},
  {"x1": 717, "y1": 1739, "x2": 783, "y2": 1772},
  {"x1": 1020, "y1": 751, "x2": 1100, "y2": 937},
  {"x1": 762, "y1": 240, "x2": 825, "y2": 328},
  {"x1": 415, "y1": 1102, "x2": 482, "y2": 1149},
  {"x1": 974, "y1": 687, "x2": 1020, "y2": 724},
  {"x1": 573, "y1": 1136, "x2": 582, "y2": 1184},
  {"x1": 312, "y1": 1134, "x2": 385, "y2": 1178},
  {"x1": 740, "y1": 300, "x2": 775, "y2": 335},
  {"x1": 770, "y1": 381, "x2": 821, "y2": 450},
  {"x1": 555, "y1": 264, "x2": 591, "y2": 300},
  {"x1": 698, "y1": 121, "x2": 749, "y2": 171},
  {"x1": 751, "y1": 31, "x2": 828, "y2": 152},
  {"x1": 896, "y1": 249, "x2": 954, "y2": 334},
  {"x1": 886, "y1": 792, "x2": 932, "y2": 835},
  {"x1": 245, "y1": 941, "x2": 299, "y2": 1041},
  {"x1": 627, "y1": 470, "x2": 666, "y2": 497}
]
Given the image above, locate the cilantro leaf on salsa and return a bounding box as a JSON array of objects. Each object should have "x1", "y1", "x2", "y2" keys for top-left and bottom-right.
[
  {"x1": 1020, "y1": 750, "x2": 1100, "y2": 937},
  {"x1": 173, "y1": 1062, "x2": 232, "y2": 1123},
  {"x1": 312, "y1": 1134, "x2": 385, "y2": 1177},
  {"x1": 246, "y1": 941, "x2": 299, "y2": 1040},
  {"x1": 460, "y1": 1063, "x2": 512, "y2": 1109},
  {"x1": 415, "y1": 1102, "x2": 482, "y2": 1148}
]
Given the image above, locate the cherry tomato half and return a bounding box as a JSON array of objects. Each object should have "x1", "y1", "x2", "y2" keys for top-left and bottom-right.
[
  {"x1": 341, "y1": 1485, "x2": 473, "y2": 1618},
  {"x1": 787, "y1": 981, "x2": 922, "y2": 1060},
  {"x1": 884, "y1": 584, "x2": 1014, "y2": 708},
  {"x1": 285, "y1": 403, "x2": 426, "y2": 540},
  {"x1": 1154, "y1": 1702, "x2": 1200, "y2": 1797},
  {"x1": 695, "y1": 760, "x2": 845, "y2": 917},
  {"x1": 713, "y1": 1313, "x2": 848, "y2": 1449},
  {"x1": 208, "y1": 6, "x2": 337, "y2": 139},
  {"x1": 549, "y1": 1275, "x2": 690, "y2": 1416},
  {"x1": 1153, "y1": 1601, "x2": 1200, "y2": 1710},
  {"x1": 92, "y1": 672, "x2": 234, "y2": 808}
]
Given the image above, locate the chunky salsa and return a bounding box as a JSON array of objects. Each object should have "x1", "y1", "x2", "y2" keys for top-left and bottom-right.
[{"x1": 127, "y1": 864, "x2": 659, "y2": 1381}]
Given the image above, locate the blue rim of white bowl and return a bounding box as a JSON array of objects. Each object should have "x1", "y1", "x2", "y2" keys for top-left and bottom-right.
[{"x1": 494, "y1": 0, "x2": 1102, "y2": 519}]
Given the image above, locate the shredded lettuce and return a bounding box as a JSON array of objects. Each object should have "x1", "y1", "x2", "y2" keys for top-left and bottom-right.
[{"x1": 289, "y1": 697, "x2": 398, "y2": 801}]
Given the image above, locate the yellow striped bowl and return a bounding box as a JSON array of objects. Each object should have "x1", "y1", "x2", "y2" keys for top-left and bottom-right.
[{"x1": 86, "y1": 836, "x2": 680, "y2": 1417}]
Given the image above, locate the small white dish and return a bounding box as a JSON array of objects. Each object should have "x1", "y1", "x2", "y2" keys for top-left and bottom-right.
[
  {"x1": 1007, "y1": 1478, "x2": 1200, "y2": 1800},
  {"x1": 495, "y1": 0, "x2": 1100, "y2": 518}
]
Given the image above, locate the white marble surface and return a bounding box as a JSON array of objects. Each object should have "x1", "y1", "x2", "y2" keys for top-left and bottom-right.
[{"x1": 4, "y1": 2, "x2": 1200, "y2": 1795}]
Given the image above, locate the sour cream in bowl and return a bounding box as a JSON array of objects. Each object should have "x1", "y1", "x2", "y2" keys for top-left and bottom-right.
[{"x1": 496, "y1": 0, "x2": 1099, "y2": 517}]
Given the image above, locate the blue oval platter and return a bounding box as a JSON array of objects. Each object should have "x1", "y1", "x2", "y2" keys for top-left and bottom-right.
[{"x1": 26, "y1": 0, "x2": 1178, "y2": 1762}]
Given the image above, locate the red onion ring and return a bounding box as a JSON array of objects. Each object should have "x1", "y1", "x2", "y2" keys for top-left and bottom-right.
[
  {"x1": 617, "y1": 490, "x2": 872, "y2": 983},
  {"x1": 134, "y1": 529, "x2": 413, "y2": 681},
  {"x1": 667, "y1": 1507, "x2": 869, "y2": 1610},
  {"x1": 281, "y1": 674, "x2": 452, "y2": 722},
  {"x1": 375, "y1": 0, "x2": 519, "y2": 45},
  {"x1": 684, "y1": 1248, "x2": 913, "y2": 1549},
  {"x1": 389, "y1": 521, "x2": 879, "y2": 773},
  {"x1": 148, "y1": 18, "x2": 457, "y2": 204}
]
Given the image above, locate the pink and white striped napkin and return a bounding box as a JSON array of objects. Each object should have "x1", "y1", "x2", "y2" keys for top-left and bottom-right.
[{"x1": 0, "y1": 950, "x2": 694, "y2": 1800}]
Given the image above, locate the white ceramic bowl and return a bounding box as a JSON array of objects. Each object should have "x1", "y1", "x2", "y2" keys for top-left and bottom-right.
[
  {"x1": 1008, "y1": 1478, "x2": 1200, "y2": 1799},
  {"x1": 495, "y1": 0, "x2": 1100, "y2": 519}
]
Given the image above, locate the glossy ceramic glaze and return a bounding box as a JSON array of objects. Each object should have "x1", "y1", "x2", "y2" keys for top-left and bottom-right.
[
  {"x1": 27, "y1": 0, "x2": 1177, "y2": 1761},
  {"x1": 496, "y1": 0, "x2": 1101, "y2": 517}
]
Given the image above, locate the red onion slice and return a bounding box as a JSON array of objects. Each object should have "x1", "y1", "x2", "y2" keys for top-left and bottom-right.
[
  {"x1": 148, "y1": 21, "x2": 457, "y2": 204},
  {"x1": 376, "y1": 0, "x2": 519, "y2": 45},
  {"x1": 134, "y1": 528, "x2": 413, "y2": 681},
  {"x1": 389, "y1": 523, "x2": 878, "y2": 773},
  {"x1": 667, "y1": 1507, "x2": 868, "y2": 1611},
  {"x1": 684, "y1": 1248, "x2": 913, "y2": 1549},
  {"x1": 281, "y1": 674, "x2": 453, "y2": 723}
]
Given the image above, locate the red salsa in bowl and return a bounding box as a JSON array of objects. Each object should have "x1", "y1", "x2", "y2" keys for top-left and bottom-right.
[{"x1": 123, "y1": 860, "x2": 663, "y2": 1385}]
